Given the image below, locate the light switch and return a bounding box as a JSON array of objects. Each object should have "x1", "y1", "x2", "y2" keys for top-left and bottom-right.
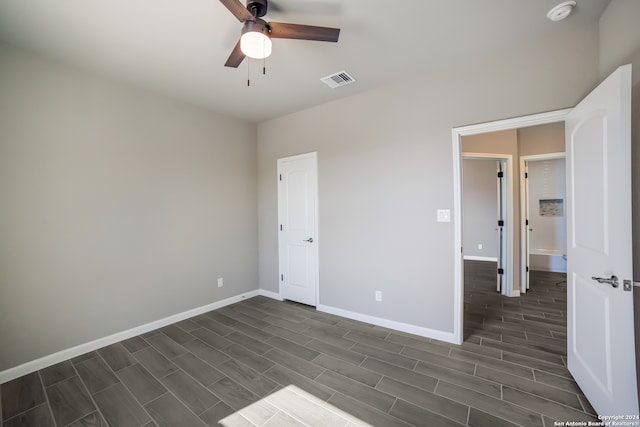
[{"x1": 437, "y1": 209, "x2": 451, "y2": 222}]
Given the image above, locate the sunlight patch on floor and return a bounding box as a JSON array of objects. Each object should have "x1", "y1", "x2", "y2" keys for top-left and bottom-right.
[{"x1": 218, "y1": 385, "x2": 371, "y2": 426}]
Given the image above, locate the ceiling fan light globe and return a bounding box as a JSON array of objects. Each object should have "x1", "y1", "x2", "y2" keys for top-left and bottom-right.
[{"x1": 240, "y1": 31, "x2": 272, "y2": 59}]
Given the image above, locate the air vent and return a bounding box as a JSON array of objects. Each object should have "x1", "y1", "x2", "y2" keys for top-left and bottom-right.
[{"x1": 320, "y1": 70, "x2": 356, "y2": 89}]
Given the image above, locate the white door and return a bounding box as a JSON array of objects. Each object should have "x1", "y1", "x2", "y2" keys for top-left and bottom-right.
[
  {"x1": 278, "y1": 152, "x2": 318, "y2": 306},
  {"x1": 566, "y1": 64, "x2": 638, "y2": 416}
]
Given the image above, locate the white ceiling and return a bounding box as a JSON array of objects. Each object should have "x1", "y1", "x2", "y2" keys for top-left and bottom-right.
[{"x1": 0, "y1": 0, "x2": 610, "y2": 123}]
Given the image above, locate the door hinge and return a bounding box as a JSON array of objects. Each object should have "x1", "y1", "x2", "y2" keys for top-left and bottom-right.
[
  {"x1": 497, "y1": 171, "x2": 504, "y2": 178},
  {"x1": 498, "y1": 268, "x2": 504, "y2": 275},
  {"x1": 526, "y1": 219, "x2": 529, "y2": 226},
  {"x1": 279, "y1": 174, "x2": 282, "y2": 181},
  {"x1": 498, "y1": 220, "x2": 504, "y2": 227},
  {"x1": 525, "y1": 172, "x2": 528, "y2": 178},
  {"x1": 280, "y1": 224, "x2": 283, "y2": 231},
  {"x1": 623, "y1": 279, "x2": 632, "y2": 291},
  {"x1": 526, "y1": 266, "x2": 529, "y2": 272},
  {"x1": 281, "y1": 274, "x2": 284, "y2": 281}
]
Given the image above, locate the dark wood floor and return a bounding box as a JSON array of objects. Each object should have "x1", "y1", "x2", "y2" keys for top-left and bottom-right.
[{"x1": 1, "y1": 260, "x2": 597, "y2": 427}]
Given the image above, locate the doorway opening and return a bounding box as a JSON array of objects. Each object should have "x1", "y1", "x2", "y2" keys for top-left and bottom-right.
[
  {"x1": 461, "y1": 154, "x2": 512, "y2": 297},
  {"x1": 451, "y1": 109, "x2": 570, "y2": 345},
  {"x1": 452, "y1": 65, "x2": 636, "y2": 416},
  {"x1": 520, "y1": 153, "x2": 567, "y2": 293}
]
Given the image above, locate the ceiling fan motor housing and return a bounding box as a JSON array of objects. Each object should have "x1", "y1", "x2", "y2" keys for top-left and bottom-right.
[
  {"x1": 221, "y1": 0, "x2": 340, "y2": 67},
  {"x1": 246, "y1": 0, "x2": 268, "y2": 18},
  {"x1": 242, "y1": 18, "x2": 270, "y2": 37}
]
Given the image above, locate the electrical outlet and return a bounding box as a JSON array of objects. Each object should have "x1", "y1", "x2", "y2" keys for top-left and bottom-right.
[
  {"x1": 375, "y1": 291, "x2": 382, "y2": 302},
  {"x1": 478, "y1": 243, "x2": 483, "y2": 250},
  {"x1": 217, "y1": 278, "x2": 224, "y2": 288}
]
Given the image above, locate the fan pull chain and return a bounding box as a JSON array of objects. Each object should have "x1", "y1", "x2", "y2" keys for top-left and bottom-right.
[
  {"x1": 247, "y1": 59, "x2": 250, "y2": 87},
  {"x1": 263, "y1": 35, "x2": 266, "y2": 75}
]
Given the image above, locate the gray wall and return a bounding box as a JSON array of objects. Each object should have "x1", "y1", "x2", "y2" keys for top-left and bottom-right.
[
  {"x1": 258, "y1": 25, "x2": 600, "y2": 333},
  {"x1": 462, "y1": 159, "x2": 498, "y2": 260},
  {"x1": 0, "y1": 45, "x2": 258, "y2": 371},
  {"x1": 518, "y1": 122, "x2": 565, "y2": 157}
]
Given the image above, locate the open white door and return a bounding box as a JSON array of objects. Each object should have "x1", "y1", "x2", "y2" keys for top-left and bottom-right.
[
  {"x1": 566, "y1": 64, "x2": 638, "y2": 416},
  {"x1": 278, "y1": 152, "x2": 318, "y2": 306}
]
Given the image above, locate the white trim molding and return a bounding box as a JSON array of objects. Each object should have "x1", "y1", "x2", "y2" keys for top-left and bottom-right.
[
  {"x1": 0, "y1": 290, "x2": 260, "y2": 384},
  {"x1": 464, "y1": 256, "x2": 499, "y2": 262},
  {"x1": 455, "y1": 109, "x2": 571, "y2": 136},
  {"x1": 520, "y1": 152, "x2": 566, "y2": 162},
  {"x1": 258, "y1": 289, "x2": 283, "y2": 301},
  {"x1": 261, "y1": 292, "x2": 458, "y2": 344},
  {"x1": 317, "y1": 304, "x2": 458, "y2": 344}
]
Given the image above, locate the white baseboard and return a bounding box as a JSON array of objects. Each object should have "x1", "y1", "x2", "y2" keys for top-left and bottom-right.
[
  {"x1": 316, "y1": 304, "x2": 458, "y2": 345},
  {"x1": 258, "y1": 294, "x2": 457, "y2": 344},
  {"x1": 258, "y1": 289, "x2": 283, "y2": 301},
  {"x1": 463, "y1": 255, "x2": 498, "y2": 262},
  {"x1": 530, "y1": 267, "x2": 567, "y2": 273},
  {"x1": 509, "y1": 290, "x2": 521, "y2": 298},
  {"x1": 0, "y1": 289, "x2": 260, "y2": 384}
]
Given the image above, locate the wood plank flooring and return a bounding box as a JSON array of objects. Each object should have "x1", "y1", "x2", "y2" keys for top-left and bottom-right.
[{"x1": 1, "y1": 260, "x2": 597, "y2": 426}]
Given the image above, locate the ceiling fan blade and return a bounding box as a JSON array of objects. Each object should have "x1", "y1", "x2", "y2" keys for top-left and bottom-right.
[
  {"x1": 224, "y1": 40, "x2": 246, "y2": 67},
  {"x1": 219, "y1": 0, "x2": 254, "y2": 22},
  {"x1": 269, "y1": 1, "x2": 342, "y2": 15},
  {"x1": 268, "y1": 22, "x2": 340, "y2": 42}
]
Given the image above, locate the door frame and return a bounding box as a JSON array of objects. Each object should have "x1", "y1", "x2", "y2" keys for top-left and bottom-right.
[
  {"x1": 461, "y1": 153, "x2": 513, "y2": 297},
  {"x1": 277, "y1": 151, "x2": 320, "y2": 306},
  {"x1": 451, "y1": 108, "x2": 571, "y2": 344},
  {"x1": 519, "y1": 152, "x2": 566, "y2": 294}
]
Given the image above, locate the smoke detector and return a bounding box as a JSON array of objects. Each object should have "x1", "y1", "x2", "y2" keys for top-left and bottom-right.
[{"x1": 547, "y1": 1, "x2": 576, "y2": 21}]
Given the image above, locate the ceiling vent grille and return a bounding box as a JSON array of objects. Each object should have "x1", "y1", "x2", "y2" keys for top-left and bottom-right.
[{"x1": 320, "y1": 70, "x2": 356, "y2": 88}]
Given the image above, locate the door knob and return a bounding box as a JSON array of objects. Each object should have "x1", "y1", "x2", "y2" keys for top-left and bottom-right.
[
  {"x1": 303, "y1": 237, "x2": 313, "y2": 243},
  {"x1": 591, "y1": 275, "x2": 619, "y2": 288}
]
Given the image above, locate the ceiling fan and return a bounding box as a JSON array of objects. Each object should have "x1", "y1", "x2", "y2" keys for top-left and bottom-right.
[{"x1": 219, "y1": 0, "x2": 340, "y2": 67}]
